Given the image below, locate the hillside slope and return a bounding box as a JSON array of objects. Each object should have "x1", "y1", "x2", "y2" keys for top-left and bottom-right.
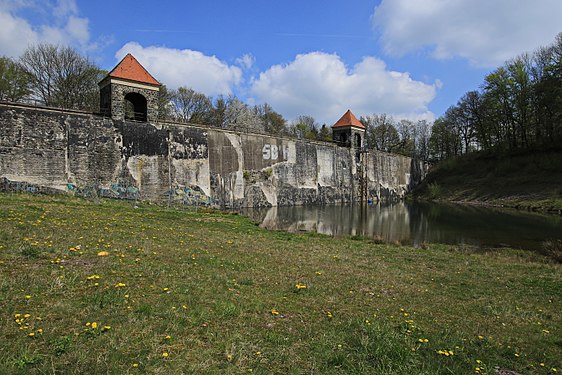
[{"x1": 413, "y1": 149, "x2": 562, "y2": 213}]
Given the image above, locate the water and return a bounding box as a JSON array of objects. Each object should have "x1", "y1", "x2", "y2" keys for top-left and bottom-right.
[{"x1": 242, "y1": 202, "x2": 562, "y2": 251}]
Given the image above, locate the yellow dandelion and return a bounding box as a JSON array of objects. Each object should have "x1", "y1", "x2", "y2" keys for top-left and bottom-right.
[
  {"x1": 25, "y1": 295, "x2": 31, "y2": 299},
  {"x1": 28, "y1": 332, "x2": 35, "y2": 337},
  {"x1": 165, "y1": 335, "x2": 171, "y2": 340},
  {"x1": 97, "y1": 251, "x2": 109, "y2": 257},
  {"x1": 132, "y1": 363, "x2": 139, "y2": 368},
  {"x1": 91, "y1": 322, "x2": 98, "y2": 329},
  {"x1": 271, "y1": 309, "x2": 280, "y2": 315},
  {"x1": 162, "y1": 352, "x2": 169, "y2": 358}
]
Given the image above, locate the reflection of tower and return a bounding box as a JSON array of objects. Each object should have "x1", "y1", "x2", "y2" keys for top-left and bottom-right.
[{"x1": 99, "y1": 54, "x2": 160, "y2": 122}]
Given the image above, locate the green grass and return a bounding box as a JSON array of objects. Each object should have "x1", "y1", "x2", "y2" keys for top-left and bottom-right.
[
  {"x1": 0, "y1": 192, "x2": 561, "y2": 374},
  {"x1": 415, "y1": 149, "x2": 562, "y2": 212}
]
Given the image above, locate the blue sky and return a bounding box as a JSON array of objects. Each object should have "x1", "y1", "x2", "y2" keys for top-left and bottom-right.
[{"x1": 1, "y1": 0, "x2": 561, "y2": 125}]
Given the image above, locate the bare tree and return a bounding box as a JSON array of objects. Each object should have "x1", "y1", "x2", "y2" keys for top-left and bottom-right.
[
  {"x1": 225, "y1": 97, "x2": 264, "y2": 132},
  {"x1": 19, "y1": 43, "x2": 102, "y2": 111},
  {"x1": 170, "y1": 86, "x2": 212, "y2": 124}
]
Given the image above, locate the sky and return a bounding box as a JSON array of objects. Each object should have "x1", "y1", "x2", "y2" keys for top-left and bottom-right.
[{"x1": 1, "y1": 0, "x2": 561, "y2": 125}]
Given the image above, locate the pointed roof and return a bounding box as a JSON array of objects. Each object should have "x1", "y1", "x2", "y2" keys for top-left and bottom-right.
[
  {"x1": 105, "y1": 53, "x2": 160, "y2": 86},
  {"x1": 332, "y1": 109, "x2": 365, "y2": 129}
]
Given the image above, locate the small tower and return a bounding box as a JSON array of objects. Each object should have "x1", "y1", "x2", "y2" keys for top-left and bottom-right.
[
  {"x1": 332, "y1": 109, "x2": 365, "y2": 149},
  {"x1": 99, "y1": 54, "x2": 160, "y2": 122}
]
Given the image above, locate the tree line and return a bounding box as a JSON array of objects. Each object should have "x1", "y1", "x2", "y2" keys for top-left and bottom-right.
[
  {"x1": 3, "y1": 35, "x2": 561, "y2": 162},
  {"x1": 0, "y1": 43, "x2": 334, "y2": 141},
  {"x1": 0, "y1": 42, "x2": 432, "y2": 160},
  {"x1": 430, "y1": 33, "x2": 562, "y2": 160}
]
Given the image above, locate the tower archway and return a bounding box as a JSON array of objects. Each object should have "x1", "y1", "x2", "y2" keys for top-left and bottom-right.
[
  {"x1": 354, "y1": 133, "x2": 362, "y2": 149},
  {"x1": 98, "y1": 53, "x2": 160, "y2": 122},
  {"x1": 124, "y1": 92, "x2": 147, "y2": 121}
]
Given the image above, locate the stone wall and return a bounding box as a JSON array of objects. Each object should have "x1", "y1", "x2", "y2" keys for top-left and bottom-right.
[{"x1": 0, "y1": 103, "x2": 428, "y2": 207}]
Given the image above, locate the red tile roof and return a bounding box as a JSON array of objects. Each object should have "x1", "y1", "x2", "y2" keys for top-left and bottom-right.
[
  {"x1": 106, "y1": 53, "x2": 160, "y2": 86},
  {"x1": 332, "y1": 109, "x2": 365, "y2": 129}
]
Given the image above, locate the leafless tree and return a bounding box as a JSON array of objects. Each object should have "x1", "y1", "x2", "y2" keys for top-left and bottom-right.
[
  {"x1": 19, "y1": 43, "x2": 102, "y2": 111},
  {"x1": 169, "y1": 86, "x2": 212, "y2": 124}
]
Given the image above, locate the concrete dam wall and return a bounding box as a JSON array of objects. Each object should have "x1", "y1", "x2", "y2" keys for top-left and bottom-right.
[{"x1": 0, "y1": 103, "x2": 428, "y2": 208}]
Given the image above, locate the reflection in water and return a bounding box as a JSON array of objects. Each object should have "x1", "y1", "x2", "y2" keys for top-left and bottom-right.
[{"x1": 242, "y1": 202, "x2": 562, "y2": 251}]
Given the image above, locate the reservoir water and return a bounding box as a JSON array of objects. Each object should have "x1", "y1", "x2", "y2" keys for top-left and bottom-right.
[{"x1": 242, "y1": 202, "x2": 562, "y2": 251}]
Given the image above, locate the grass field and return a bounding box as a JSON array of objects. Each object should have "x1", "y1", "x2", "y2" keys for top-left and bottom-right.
[{"x1": 0, "y1": 193, "x2": 560, "y2": 374}]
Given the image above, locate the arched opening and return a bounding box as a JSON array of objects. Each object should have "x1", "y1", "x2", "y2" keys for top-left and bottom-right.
[
  {"x1": 124, "y1": 92, "x2": 147, "y2": 121},
  {"x1": 354, "y1": 133, "x2": 362, "y2": 149}
]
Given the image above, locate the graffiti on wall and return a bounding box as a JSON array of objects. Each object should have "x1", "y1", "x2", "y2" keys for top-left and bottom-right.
[
  {"x1": 66, "y1": 182, "x2": 140, "y2": 200},
  {"x1": 165, "y1": 185, "x2": 217, "y2": 206},
  {"x1": 262, "y1": 144, "x2": 289, "y2": 161},
  {"x1": 0, "y1": 178, "x2": 49, "y2": 194}
]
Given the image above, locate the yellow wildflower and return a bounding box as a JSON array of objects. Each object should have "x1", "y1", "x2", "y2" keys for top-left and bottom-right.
[{"x1": 162, "y1": 352, "x2": 169, "y2": 358}]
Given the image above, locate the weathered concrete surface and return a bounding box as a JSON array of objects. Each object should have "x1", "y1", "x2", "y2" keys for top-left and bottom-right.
[{"x1": 0, "y1": 103, "x2": 428, "y2": 207}]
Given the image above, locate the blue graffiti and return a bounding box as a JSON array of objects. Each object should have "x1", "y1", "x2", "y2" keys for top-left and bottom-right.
[
  {"x1": 66, "y1": 182, "x2": 140, "y2": 200},
  {"x1": 165, "y1": 186, "x2": 216, "y2": 206}
]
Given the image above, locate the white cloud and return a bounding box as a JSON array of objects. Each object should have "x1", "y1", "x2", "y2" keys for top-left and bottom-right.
[
  {"x1": 373, "y1": 0, "x2": 562, "y2": 67},
  {"x1": 250, "y1": 52, "x2": 437, "y2": 124},
  {"x1": 115, "y1": 42, "x2": 243, "y2": 97},
  {"x1": 53, "y1": 0, "x2": 78, "y2": 18},
  {"x1": 0, "y1": 10, "x2": 38, "y2": 57},
  {"x1": 0, "y1": 0, "x2": 92, "y2": 58},
  {"x1": 236, "y1": 53, "x2": 255, "y2": 70},
  {"x1": 65, "y1": 16, "x2": 90, "y2": 44}
]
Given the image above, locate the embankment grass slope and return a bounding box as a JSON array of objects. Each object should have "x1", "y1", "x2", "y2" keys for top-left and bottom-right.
[
  {"x1": 414, "y1": 149, "x2": 562, "y2": 212},
  {"x1": 0, "y1": 193, "x2": 560, "y2": 374}
]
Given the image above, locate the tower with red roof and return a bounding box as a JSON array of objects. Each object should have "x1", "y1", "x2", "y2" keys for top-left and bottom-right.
[
  {"x1": 99, "y1": 54, "x2": 160, "y2": 122},
  {"x1": 331, "y1": 109, "x2": 365, "y2": 149}
]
